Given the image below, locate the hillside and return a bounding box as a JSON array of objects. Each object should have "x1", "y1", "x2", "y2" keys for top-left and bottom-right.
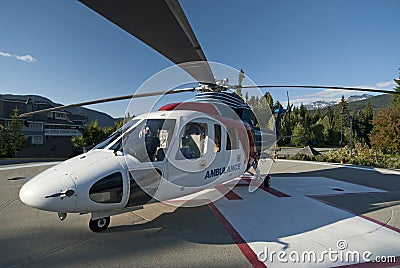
[
  {"x1": 315, "y1": 94, "x2": 393, "y2": 114},
  {"x1": 2, "y1": 94, "x2": 117, "y2": 127}
]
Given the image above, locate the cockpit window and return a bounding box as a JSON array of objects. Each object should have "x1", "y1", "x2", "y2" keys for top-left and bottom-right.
[
  {"x1": 89, "y1": 172, "x2": 123, "y2": 203},
  {"x1": 123, "y1": 119, "x2": 176, "y2": 162},
  {"x1": 92, "y1": 119, "x2": 139, "y2": 150}
]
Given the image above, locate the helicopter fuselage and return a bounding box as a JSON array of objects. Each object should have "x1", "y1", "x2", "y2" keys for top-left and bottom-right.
[{"x1": 19, "y1": 107, "x2": 254, "y2": 228}]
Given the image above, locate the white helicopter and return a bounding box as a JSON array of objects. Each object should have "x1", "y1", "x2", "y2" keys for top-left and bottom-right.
[
  {"x1": 18, "y1": 0, "x2": 399, "y2": 232},
  {"x1": 19, "y1": 90, "x2": 270, "y2": 232}
]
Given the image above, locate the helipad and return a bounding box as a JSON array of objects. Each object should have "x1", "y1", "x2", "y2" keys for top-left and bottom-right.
[{"x1": 0, "y1": 160, "x2": 399, "y2": 267}]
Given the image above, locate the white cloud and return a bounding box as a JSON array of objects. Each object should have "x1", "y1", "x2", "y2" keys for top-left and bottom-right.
[
  {"x1": 375, "y1": 81, "x2": 395, "y2": 88},
  {"x1": 0, "y1": 51, "x2": 37, "y2": 62},
  {"x1": 15, "y1": 54, "x2": 37, "y2": 63},
  {"x1": 0, "y1": 51, "x2": 12, "y2": 58},
  {"x1": 355, "y1": 81, "x2": 396, "y2": 90},
  {"x1": 291, "y1": 89, "x2": 351, "y2": 106}
]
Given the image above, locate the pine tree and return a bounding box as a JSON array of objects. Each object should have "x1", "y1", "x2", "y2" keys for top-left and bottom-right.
[
  {"x1": 0, "y1": 124, "x2": 8, "y2": 157},
  {"x1": 357, "y1": 100, "x2": 374, "y2": 145},
  {"x1": 318, "y1": 115, "x2": 337, "y2": 145},
  {"x1": 333, "y1": 95, "x2": 349, "y2": 145},
  {"x1": 326, "y1": 106, "x2": 334, "y2": 125},
  {"x1": 6, "y1": 107, "x2": 26, "y2": 157},
  {"x1": 263, "y1": 92, "x2": 274, "y2": 112},
  {"x1": 291, "y1": 122, "x2": 310, "y2": 146},
  {"x1": 312, "y1": 108, "x2": 321, "y2": 124},
  {"x1": 235, "y1": 69, "x2": 245, "y2": 98},
  {"x1": 391, "y1": 73, "x2": 400, "y2": 107}
]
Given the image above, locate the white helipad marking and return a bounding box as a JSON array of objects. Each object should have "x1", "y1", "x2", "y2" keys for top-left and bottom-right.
[
  {"x1": 214, "y1": 177, "x2": 399, "y2": 267},
  {"x1": 0, "y1": 162, "x2": 60, "y2": 171}
]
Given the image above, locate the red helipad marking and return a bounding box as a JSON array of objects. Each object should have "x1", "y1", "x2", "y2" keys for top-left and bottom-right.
[
  {"x1": 236, "y1": 177, "x2": 291, "y2": 197},
  {"x1": 238, "y1": 177, "x2": 291, "y2": 197},
  {"x1": 215, "y1": 184, "x2": 242, "y2": 200},
  {"x1": 260, "y1": 186, "x2": 291, "y2": 198},
  {"x1": 308, "y1": 195, "x2": 400, "y2": 234},
  {"x1": 208, "y1": 203, "x2": 267, "y2": 268}
]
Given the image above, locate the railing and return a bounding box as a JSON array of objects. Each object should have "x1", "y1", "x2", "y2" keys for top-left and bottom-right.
[{"x1": 44, "y1": 129, "x2": 81, "y2": 136}]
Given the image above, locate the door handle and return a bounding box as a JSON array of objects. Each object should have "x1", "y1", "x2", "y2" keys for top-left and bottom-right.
[{"x1": 200, "y1": 159, "x2": 207, "y2": 167}]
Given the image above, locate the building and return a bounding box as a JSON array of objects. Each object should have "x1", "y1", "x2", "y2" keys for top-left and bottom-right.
[{"x1": 0, "y1": 94, "x2": 87, "y2": 145}]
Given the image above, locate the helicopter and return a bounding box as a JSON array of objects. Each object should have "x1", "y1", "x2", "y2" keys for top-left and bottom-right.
[{"x1": 18, "y1": 0, "x2": 399, "y2": 232}]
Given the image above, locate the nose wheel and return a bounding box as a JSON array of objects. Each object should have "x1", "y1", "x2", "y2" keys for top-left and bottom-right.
[{"x1": 89, "y1": 216, "x2": 110, "y2": 232}]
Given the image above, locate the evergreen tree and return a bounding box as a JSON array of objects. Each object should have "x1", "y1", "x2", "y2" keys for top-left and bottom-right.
[
  {"x1": 311, "y1": 123, "x2": 324, "y2": 145},
  {"x1": 299, "y1": 103, "x2": 307, "y2": 119},
  {"x1": 312, "y1": 108, "x2": 321, "y2": 124},
  {"x1": 0, "y1": 124, "x2": 8, "y2": 157},
  {"x1": 391, "y1": 75, "x2": 400, "y2": 107},
  {"x1": 291, "y1": 122, "x2": 310, "y2": 146},
  {"x1": 334, "y1": 95, "x2": 349, "y2": 145},
  {"x1": 1, "y1": 107, "x2": 27, "y2": 157},
  {"x1": 356, "y1": 101, "x2": 374, "y2": 145},
  {"x1": 318, "y1": 116, "x2": 337, "y2": 145},
  {"x1": 71, "y1": 119, "x2": 125, "y2": 153},
  {"x1": 326, "y1": 105, "x2": 334, "y2": 125},
  {"x1": 264, "y1": 92, "x2": 274, "y2": 112},
  {"x1": 235, "y1": 69, "x2": 245, "y2": 98}
]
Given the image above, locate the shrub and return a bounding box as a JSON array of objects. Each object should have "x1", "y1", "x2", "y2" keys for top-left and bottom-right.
[{"x1": 314, "y1": 143, "x2": 400, "y2": 169}]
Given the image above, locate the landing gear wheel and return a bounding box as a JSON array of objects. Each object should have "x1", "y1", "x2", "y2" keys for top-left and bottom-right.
[
  {"x1": 89, "y1": 216, "x2": 110, "y2": 232},
  {"x1": 263, "y1": 175, "x2": 271, "y2": 188}
]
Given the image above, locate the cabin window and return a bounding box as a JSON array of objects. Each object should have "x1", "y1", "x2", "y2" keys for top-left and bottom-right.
[
  {"x1": 214, "y1": 124, "x2": 221, "y2": 152},
  {"x1": 178, "y1": 122, "x2": 208, "y2": 159},
  {"x1": 89, "y1": 172, "x2": 123, "y2": 203},
  {"x1": 226, "y1": 128, "x2": 239, "y2": 150}
]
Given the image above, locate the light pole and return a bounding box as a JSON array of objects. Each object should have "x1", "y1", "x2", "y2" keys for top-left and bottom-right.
[{"x1": 340, "y1": 106, "x2": 344, "y2": 147}]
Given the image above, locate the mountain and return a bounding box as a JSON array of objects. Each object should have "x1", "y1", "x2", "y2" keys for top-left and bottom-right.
[
  {"x1": 305, "y1": 100, "x2": 337, "y2": 110},
  {"x1": 347, "y1": 94, "x2": 373, "y2": 103},
  {"x1": 304, "y1": 94, "x2": 373, "y2": 110},
  {"x1": 2, "y1": 94, "x2": 118, "y2": 127},
  {"x1": 346, "y1": 94, "x2": 393, "y2": 113},
  {"x1": 315, "y1": 94, "x2": 393, "y2": 114}
]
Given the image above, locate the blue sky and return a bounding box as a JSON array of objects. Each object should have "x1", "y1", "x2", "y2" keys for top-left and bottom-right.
[{"x1": 1, "y1": 0, "x2": 399, "y2": 117}]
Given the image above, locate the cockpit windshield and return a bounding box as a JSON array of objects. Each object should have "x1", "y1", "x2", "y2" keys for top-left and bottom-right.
[
  {"x1": 92, "y1": 119, "x2": 139, "y2": 150},
  {"x1": 122, "y1": 119, "x2": 176, "y2": 162}
]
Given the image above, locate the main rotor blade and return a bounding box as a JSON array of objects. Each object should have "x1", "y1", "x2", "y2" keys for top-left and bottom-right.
[
  {"x1": 79, "y1": 0, "x2": 215, "y2": 84},
  {"x1": 239, "y1": 85, "x2": 400, "y2": 95},
  {"x1": 19, "y1": 87, "x2": 196, "y2": 118}
]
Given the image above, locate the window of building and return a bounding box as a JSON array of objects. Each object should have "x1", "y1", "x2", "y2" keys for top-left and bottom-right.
[
  {"x1": 89, "y1": 172, "x2": 123, "y2": 203},
  {"x1": 27, "y1": 135, "x2": 43, "y2": 145}
]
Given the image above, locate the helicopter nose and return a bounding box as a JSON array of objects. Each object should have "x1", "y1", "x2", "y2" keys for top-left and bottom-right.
[{"x1": 19, "y1": 168, "x2": 77, "y2": 212}]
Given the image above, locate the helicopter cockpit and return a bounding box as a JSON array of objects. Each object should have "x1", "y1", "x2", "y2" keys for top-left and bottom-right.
[
  {"x1": 93, "y1": 118, "x2": 176, "y2": 163},
  {"x1": 123, "y1": 118, "x2": 176, "y2": 162}
]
